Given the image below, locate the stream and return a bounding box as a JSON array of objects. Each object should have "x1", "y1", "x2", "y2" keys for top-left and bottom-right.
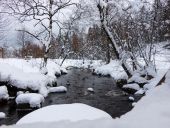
[{"x1": 0, "y1": 68, "x2": 133, "y2": 125}]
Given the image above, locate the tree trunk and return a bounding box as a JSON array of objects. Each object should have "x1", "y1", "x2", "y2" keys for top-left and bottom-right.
[{"x1": 97, "y1": 2, "x2": 132, "y2": 77}]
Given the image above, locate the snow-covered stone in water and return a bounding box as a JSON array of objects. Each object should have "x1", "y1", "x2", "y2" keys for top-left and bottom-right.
[
  {"x1": 129, "y1": 96, "x2": 135, "y2": 101},
  {"x1": 0, "y1": 86, "x2": 9, "y2": 100},
  {"x1": 132, "y1": 102, "x2": 137, "y2": 107},
  {"x1": 135, "y1": 89, "x2": 145, "y2": 95},
  {"x1": 49, "y1": 86, "x2": 67, "y2": 93},
  {"x1": 17, "y1": 103, "x2": 112, "y2": 124},
  {"x1": 40, "y1": 67, "x2": 48, "y2": 75},
  {"x1": 123, "y1": 83, "x2": 141, "y2": 93},
  {"x1": 16, "y1": 93, "x2": 44, "y2": 108},
  {"x1": 128, "y1": 74, "x2": 148, "y2": 85},
  {"x1": 87, "y1": 88, "x2": 94, "y2": 92},
  {"x1": 123, "y1": 83, "x2": 141, "y2": 91},
  {"x1": 0, "y1": 112, "x2": 6, "y2": 119}
]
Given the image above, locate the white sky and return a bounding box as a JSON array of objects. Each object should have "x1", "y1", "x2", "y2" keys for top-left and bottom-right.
[{"x1": 1, "y1": 0, "x2": 154, "y2": 47}]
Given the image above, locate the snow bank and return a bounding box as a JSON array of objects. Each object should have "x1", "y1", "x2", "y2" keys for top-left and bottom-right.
[
  {"x1": 0, "y1": 112, "x2": 6, "y2": 119},
  {"x1": 94, "y1": 60, "x2": 128, "y2": 80},
  {"x1": 48, "y1": 86, "x2": 67, "y2": 93},
  {"x1": 16, "y1": 93, "x2": 44, "y2": 108},
  {"x1": 17, "y1": 103, "x2": 112, "y2": 124},
  {"x1": 111, "y1": 83, "x2": 170, "y2": 128},
  {"x1": 0, "y1": 86, "x2": 9, "y2": 100},
  {"x1": 0, "y1": 59, "x2": 57, "y2": 97}
]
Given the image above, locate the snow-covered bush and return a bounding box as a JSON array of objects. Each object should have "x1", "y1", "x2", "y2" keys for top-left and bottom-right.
[{"x1": 0, "y1": 86, "x2": 9, "y2": 101}]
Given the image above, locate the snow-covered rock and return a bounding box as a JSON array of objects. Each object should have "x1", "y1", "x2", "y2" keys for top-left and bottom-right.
[
  {"x1": 0, "y1": 112, "x2": 6, "y2": 119},
  {"x1": 49, "y1": 86, "x2": 67, "y2": 93},
  {"x1": 16, "y1": 93, "x2": 44, "y2": 108},
  {"x1": 0, "y1": 86, "x2": 9, "y2": 101},
  {"x1": 132, "y1": 102, "x2": 137, "y2": 107},
  {"x1": 87, "y1": 88, "x2": 94, "y2": 92},
  {"x1": 128, "y1": 74, "x2": 148, "y2": 85},
  {"x1": 123, "y1": 83, "x2": 141, "y2": 93},
  {"x1": 17, "y1": 103, "x2": 112, "y2": 125},
  {"x1": 128, "y1": 96, "x2": 135, "y2": 101}
]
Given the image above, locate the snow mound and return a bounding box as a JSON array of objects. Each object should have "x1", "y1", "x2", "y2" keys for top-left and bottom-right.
[
  {"x1": 17, "y1": 103, "x2": 112, "y2": 125},
  {"x1": 49, "y1": 86, "x2": 67, "y2": 93},
  {"x1": 16, "y1": 93, "x2": 44, "y2": 108},
  {"x1": 123, "y1": 83, "x2": 141, "y2": 91},
  {"x1": 94, "y1": 60, "x2": 128, "y2": 80},
  {"x1": 0, "y1": 60, "x2": 56, "y2": 97},
  {"x1": 0, "y1": 112, "x2": 6, "y2": 119},
  {"x1": 0, "y1": 86, "x2": 9, "y2": 100}
]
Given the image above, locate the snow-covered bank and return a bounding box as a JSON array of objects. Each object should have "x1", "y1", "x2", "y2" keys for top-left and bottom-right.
[
  {"x1": 94, "y1": 60, "x2": 128, "y2": 80},
  {"x1": 2, "y1": 71, "x2": 170, "y2": 128},
  {"x1": 94, "y1": 43, "x2": 170, "y2": 81},
  {"x1": 0, "y1": 59, "x2": 103, "y2": 96}
]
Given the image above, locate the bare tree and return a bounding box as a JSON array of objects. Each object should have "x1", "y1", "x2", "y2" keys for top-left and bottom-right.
[
  {"x1": 97, "y1": 0, "x2": 133, "y2": 77},
  {"x1": 6, "y1": 0, "x2": 78, "y2": 71},
  {"x1": 17, "y1": 27, "x2": 32, "y2": 58}
]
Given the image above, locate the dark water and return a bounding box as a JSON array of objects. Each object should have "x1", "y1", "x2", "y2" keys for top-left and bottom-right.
[{"x1": 0, "y1": 68, "x2": 133, "y2": 125}]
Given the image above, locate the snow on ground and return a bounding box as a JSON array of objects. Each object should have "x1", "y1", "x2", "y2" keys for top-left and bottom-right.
[
  {"x1": 16, "y1": 93, "x2": 44, "y2": 108},
  {"x1": 1, "y1": 119, "x2": 115, "y2": 128},
  {"x1": 3, "y1": 70, "x2": 170, "y2": 128},
  {"x1": 94, "y1": 42, "x2": 170, "y2": 81},
  {"x1": 48, "y1": 86, "x2": 67, "y2": 93},
  {"x1": 0, "y1": 60, "x2": 56, "y2": 97},
  {"x1": 94, "y1": 60, "x2": 128, "y2": 80},
  {"x1": 16, "y1": 103, "x2": 112, "y2": 125},
  {"x1": 0, "y1": 86, "x2": 9, "y2": 100},
  {"x1": 55, "y1": 59, "x2": 104, "y2": 69},
  {"x1": 0, "y1": 112, "x2": 6, "y2": 119},
  {"x1": 0, "y1": 58, "x2": 104, "y2": 96}
]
